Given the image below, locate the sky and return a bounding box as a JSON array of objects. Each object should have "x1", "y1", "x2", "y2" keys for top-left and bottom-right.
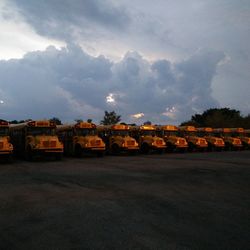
[{"x1": 0, "y1": 0, "x2": 250, "y2": 124}]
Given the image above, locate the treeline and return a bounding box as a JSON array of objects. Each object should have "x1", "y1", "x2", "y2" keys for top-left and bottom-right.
[
  {"x1": 7, "y1": 108, "x2": 250, "y2": 128},
  {"x1": 181, "y1": 108, "x2": 250, "y2": 128}
]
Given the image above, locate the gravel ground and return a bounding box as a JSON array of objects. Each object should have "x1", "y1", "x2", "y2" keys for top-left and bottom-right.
[{"x1": 0, "y1": 151, "x2": 249, "y2": 250}]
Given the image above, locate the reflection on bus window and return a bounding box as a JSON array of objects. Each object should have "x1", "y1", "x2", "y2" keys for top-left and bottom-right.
[
  {"x1": 27, "y1": 127, "x2": 55, "y2": 136},
  {"x1": 0, "y1": 128, "x2": 8, "y2": 136},
  {"x1": 141, "y1": 130, "x2": 156, "y2": 136},
  {"x1": 111, "y1": 130, "x2": 129, "y2": 136},
  {"x1": 75, "y1": 129, "x2": 96, "y2": 136},
  {"x1": 163, "y1": 131, "x2": 177, "y2": 136},
  {"x1": 185, "y1": 131, "x2": 196, "y2": 136}
]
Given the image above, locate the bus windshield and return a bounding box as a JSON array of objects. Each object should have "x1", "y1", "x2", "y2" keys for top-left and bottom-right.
[
  {"x1": 76, "y1": 128, "x2": 96, "y2": 136},
  {"x1": 141, "y1": 130, "x2": 156, "y2": 136},
  {"x1": 184, "y1": 131, "x2": 196, "y2": 136},
  {"x1": 163, "y1": 131, "x2": 177, "y2": 136},
  {"x1": 111, "y1": 130, "x2": 129, "y2": 136},
  {"x1": 27, "y1": 127, "x2": 55, "y2": 136},
  {"x1": 0, "y1": 127, "x2": 8, "y2": 136}
]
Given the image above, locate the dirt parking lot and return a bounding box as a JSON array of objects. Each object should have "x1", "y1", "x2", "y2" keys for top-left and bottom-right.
[{"x1": 0, "y1": 151, "x2": 249, "y2": 250}]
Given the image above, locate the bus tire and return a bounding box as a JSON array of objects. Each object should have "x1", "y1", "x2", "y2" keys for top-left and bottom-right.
[
  {"x1": 25, "y1": 146, "x2": 33, "y2": 161},
  {"x1": 111, "y1": 144, "x2": 120, "y2": 155},
  {"x1": 74, "y1": 144, "x2": 82, "y2": 157},
  {"x1": 141, "y1": 143, "x2": 149, "y2": 154}
]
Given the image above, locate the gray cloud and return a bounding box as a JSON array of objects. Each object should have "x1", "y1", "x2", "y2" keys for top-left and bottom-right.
[
  {"x1": 0, "y1": 45, "x2": 224, "y2": 124},
  {"x1": 9, "y1": 0, "x2": 130, "y2": 41}
]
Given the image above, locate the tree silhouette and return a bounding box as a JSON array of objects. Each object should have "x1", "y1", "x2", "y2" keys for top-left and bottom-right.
[
  {"x1": 180, "y1": 108, "x2": 247, "y2": 127},
  {"x1": 100, "y1": 111, "x2": 121, "y2": 125},
  {"x1": 50, "y1": 117, "x2": 62, "y2": 125}
]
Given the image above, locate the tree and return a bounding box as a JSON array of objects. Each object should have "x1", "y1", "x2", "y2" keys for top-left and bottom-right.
[
  {"x1": 143, "y1": 121, "x2": 152, "y2": 125},
  {"x1": 50, "y1": 117, "x2": 62, "y2": 125},
  {"x1": 75, "y1": 119, "x2": 83, "y2": 123},
  {"x1": 100, "y1": 111, "x2": 121, "y2": 125},
  {"x1": 87, "y1": 119, "x2": 92, "y2": 123},
  {"x1": 9, "y1": 120, "x2": 26, "y2": 124},
  {"x1": 180, "y1": 108, "x2": 244, "y2": 128}
]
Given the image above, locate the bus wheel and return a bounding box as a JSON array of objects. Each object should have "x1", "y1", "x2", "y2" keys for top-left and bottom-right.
[
  {"x1": 141, "y1": 143, "x2": 150, "y2": 154},
  {"x1": 25, "y1": 147, "x2": 33, "y2": 161},
  {"x1": 188, "y1": 143, "x2": 194, "y2": 152},
  {"x1": 97, "y1": 151, "x2": 105, "y2": 157},
  {"x1": 55, "y1": 153, "x2": 62, "y2": 161},
  {"x1": 74, "y1": 145, "x2": 82, "y2": 157},
  {"x1": 112, "y1": 144, "x2": 120, "y2": 155}
]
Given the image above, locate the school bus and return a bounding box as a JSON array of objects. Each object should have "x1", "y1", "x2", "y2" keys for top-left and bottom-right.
[
  {"x1": 244, "y1": 129, "x2": 250, "y2": 149},
  {"x1": 97, "y1": 124, "x2": 139, "y2": 154},
  {"x1": 0, "y1": 119, "x2": 13, "y2": 159},
  {"x1": 197, "y1": 127, "x2": 225, "y2": 151},
  {"x1": 179, "y1": 126, "x2": 208, "y2": 151},
  {"x1": 230, "y1": 128, "x2": 250, "y2": 149},
  {"x1": 156, "y1": 125, "x2": 188, "y2": 152},
  {"x1": 10, "y1": 120, "x2": 63, "y2": 160},
  {"x1": 57, "y1": 122, "x2": 105, "y2": 157},
  {"x1": 130, "y1": 125, "x2": 166, "y2": 154},
  {"x1": 213, "y1": 128, "x2": 242, "y2": 150}
]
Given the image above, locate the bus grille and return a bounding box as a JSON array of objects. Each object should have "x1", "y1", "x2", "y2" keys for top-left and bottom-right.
[
  {"x1": 43, "y1": 141, "x2": 57, "y2": 148},
  {"x1": 234, "y1": 139, "x2": 241, "y2": 145},
  {"x1": 91, "y1": 140, "x2": 101, "y2": 146},
  {"x1": 179, "y1": 139, "x2": 186, "y2": 145},
  {"x1": 156, "y1": 140, "x2": 163, "y2": 145},
  {"x1": 127, "y1": 140, "x2": 135, "y2": 146},
  {"x1": 200, "y1": 139, "x2": 207, "y2": 144},
  {"x1": 217, "y1": 139, "x2": 224, "y2": 145}
]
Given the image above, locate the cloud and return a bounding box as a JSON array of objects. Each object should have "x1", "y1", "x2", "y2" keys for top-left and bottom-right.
[
  {"x1": 0, "y1": 45, "x2": 224, "y2": 124},
  {"x1": 9, "y1": 0, "x2": 130, "y2": 42}
]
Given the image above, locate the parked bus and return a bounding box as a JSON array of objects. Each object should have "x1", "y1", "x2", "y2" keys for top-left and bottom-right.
[
  {"x1": 57, "y1": 122, "x2": 105, "y2": 157},
  {"x1": 213, "y1": 128, "x2": 242, "y2": 150},
  {"x1": 130, "y1": 125, "x2": 166, "y2": 154},
  {"x1": 179, "y1": 126, "x2": 208, "y2": 151},
  {"x1": 230, "y1": 128, "x2": 250, "y2": 149},
  {"x1": 197, "y1": 127, "x2": 225, "y2": 151},
  {"x1": 244, "y1": 129, "x2": 250, "y2": 149},
  {"x1": 156, "y1": 125, "x2": 188, "y2": 152},
  {"x1": 97, "y1": 124, "x2": 139, "y2": 154},
  {"x1": 0, "y1": 119, "x2": 13, "y2": 160},
  {"x1": 10, "y1": 120, "x2": 63, "y2": 160}
]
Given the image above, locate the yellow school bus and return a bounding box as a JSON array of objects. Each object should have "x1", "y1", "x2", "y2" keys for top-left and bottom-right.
[
  {"x1": 244, "y1": 129, "x2": 250, "y2": 149},
  {"x1": 197, "y1": 127, "x2": 225, "y2": 151},
  {"x1": 179, "y1": 126, "x2": 208, "y2": 151},
  {"x1": 213, "y1": 128, "x2": 242, "y2": 150},
  {"x1": 57, "y1": 122, "x2": 105, "y2": 157},
  {"x1": 97, "y1": 124, "x2": 139, "y2": 154},
  {"x1": 230, "y1": 128, "x2": 250, "y2": 149},
  {"x1": 157, "y1": 125, "x2": 188, "y2": 152},
  {"x1": 0, "y1": 120, "x2": 13, "y2": 160},
  {"x1": 10, "y1": 120, "x2": 63, "y2": 160},
  {"x1": 130, "y1": 125, "x2": 166, "y2": 154}
]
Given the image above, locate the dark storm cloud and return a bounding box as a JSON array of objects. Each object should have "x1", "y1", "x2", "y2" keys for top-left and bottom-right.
[
  {"x1": 0, "y1": 45, "x2": 224, "y2": 123},
  {"x1": 9, "y1": 0, "x2": 130, "y2": 40}
]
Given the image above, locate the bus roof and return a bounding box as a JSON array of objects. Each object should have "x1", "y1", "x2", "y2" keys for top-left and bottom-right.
[
  {"x1": 10, "y1": 120, "x2": 56, "y2": 130},
  {"x1": 158, "y1": 125, "x2": 178, "y2": 131},
  {"x1": 139, "y1": 125, "x2": 156, "y2": 131},
  {"x1": 111, "y1": 124, "x2": 129, "y2": 130},
  {"x1": 96, "y1": 124, "x2": 130, "y2": 131},
  {"x1": 230, "y1": 128, "x2": 244, "y2": 133},
  {"x1": 197, "y1": 127, "x2": 213, "y2": 132},
  {"x1": 57, "y1": 122, "x2": 96, "y2": 131},
  {"x1": 179, "y1": 126, "x2": 197, "y2": 132},
  {"x1": 213, "y1": 128, "x2": 231, "y2": 133}
]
